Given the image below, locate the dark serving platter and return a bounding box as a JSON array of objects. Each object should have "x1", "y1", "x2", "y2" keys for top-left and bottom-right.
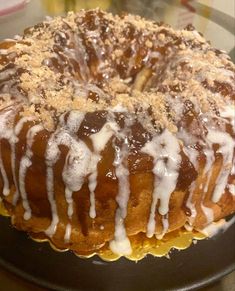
[{"x1": 0, "y1": 215, "x2": 234, "y2": 291}]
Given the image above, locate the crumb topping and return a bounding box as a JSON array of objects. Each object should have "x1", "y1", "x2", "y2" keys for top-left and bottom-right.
[{"x1": 0, "y1": 9, "x2": 234, "y2": 132}]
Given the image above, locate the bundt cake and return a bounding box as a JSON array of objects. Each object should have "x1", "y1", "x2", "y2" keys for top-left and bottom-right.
[{"x1": 0, "y1": 9, "x2": 234, "y2": 260}]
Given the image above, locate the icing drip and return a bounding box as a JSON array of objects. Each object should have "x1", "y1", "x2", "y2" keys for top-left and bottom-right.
[
  {"x1": 65, "y1": 187, "x2": 73, "y2": 220},
  {"x1": 89, "y1": 122, "x2": 119, "y2": 218},
  {"x1": 90, "y1": 122, "x2": 119, "y2": 153},
  {"x1": 0, "y1": 144, "x2": 9, "y2": 196},
  {"x1": 203, "y1": 149, "x2": 215, "y2": 194},
  {"x1": 201, "y1": 204, "x2": 214, "y2": 225},
  {"x1": 60, "y1": 111, "x2": 86, "y2": 242},
  {"x1": 109, "y1": 137, "x2": 132, "y2": 256},
  {"x1": 200, "y1": 149, "x2": 215, "y2": 224},
  {"x1": 0, "y1": 109, "x2": 17, "y2": 196},
  {"x1": 18, "y1": 157, "x2": 32, "y2": 220},
  {"x1": 88, "y1": 172, "x2": 97, "y2": 219},
  {"x1": 19, "y1": 124, "x2": 43, "y2": 220},
  {"x1": 45, "y1": 133, "x2": 63, "y2": 237},
  {"x1": 185, "y1": 182, "x2": 197, "y2": 230},
  {"x1": 11, "y1": 142, "x2": 18, "y2": 205},
  {"x1": 65, "y1": 111, "x2": 85, "y2": 133},
  {"x1": 183, "y1": 147, "x2": 198, "y2": 170},
  {"x1": 64, "y1": 189, "x2": 73, "y2": 242},
  {"x1": 142, "y1": 129, "x2": 181, "y2": 238},
  {"x1": 46, "y1": 131, "x2": 91, "y2": 238},
  {"x1": 62, "y1": 138, "x2": 91, "y2": 192},
  {"x1": 200, "y1": 216, "x2": 235, "y2": 237},
  {"x1": 45, "y1": 165, "x2": 59, "y2": 237},
  {"x1": 220, "y1": 105, "x2": 235, "y2": 132},
  {"x1": 45, "y1": 111, "x2": 90, "y2": 239},
  {"x1": 232, "y1": 158, "x2": 235, "y2": 176},
  {"x1": 206, "y1": 129, "x2": 235, "y2": 203},
  {"x1": 156, "y1": 215, "x2": 169, "y2": 240},
  {"x1": 177, "y1": 131, "x2": 199, "y2": 227},
  {"x1": 228, "y1": 184, "x2": 235, "y2": 196},
  {"x1": 66, "y1": 33, "x2": 90, "y2": 81},
  {"x1": 12, "y1": 116, "x2": 35, "y2": 206},
  {"x1": 64, "y1": 223, "x2": 72, "y2": 243}
]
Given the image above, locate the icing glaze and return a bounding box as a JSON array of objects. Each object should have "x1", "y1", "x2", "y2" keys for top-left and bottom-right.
[
  {"x1": 19, "y1": 124, "x2": 44, "y2": 220},
  {"x1": 0, "y1": 144, "x2": 9, "y2": 196},
  {"x1": 110, "y1": 136, "x2": 132, "y2": 255},
  {"x1": 142, "y1": 129, "x2": 181, "y2": 237},
  {"x1": 200, "y1": 216, "x2": 235, "y2": 238},
  {"x1": 206, "y1": 129, "x2": 234, "y2": 203}
]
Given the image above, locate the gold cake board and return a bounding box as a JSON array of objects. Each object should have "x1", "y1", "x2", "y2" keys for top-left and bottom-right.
[{"x1": 0, "y1": 201, "x2": 206, "y2": 261}]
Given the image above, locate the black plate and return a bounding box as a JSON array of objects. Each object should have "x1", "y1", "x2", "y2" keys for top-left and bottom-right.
[{"x1": 0, "y1": 216, "x2": 234, "y2": 291}]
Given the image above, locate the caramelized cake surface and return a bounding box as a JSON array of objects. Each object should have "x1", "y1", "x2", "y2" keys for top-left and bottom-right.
[{"x1": 0, "y1": 9, "x2": 234, "y2": 258}]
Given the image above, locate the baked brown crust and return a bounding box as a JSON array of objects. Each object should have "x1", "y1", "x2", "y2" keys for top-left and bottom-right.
[{"x1": 0, "y1": 9, "x2": 234, "y2": 257}]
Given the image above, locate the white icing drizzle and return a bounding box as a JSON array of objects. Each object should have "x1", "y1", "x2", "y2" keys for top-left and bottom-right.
[
  {"x1": 46, "y1": 110, "x2": 118, "y2": 240},
  {"x1": 220, "y1": 105, "x2": 235, "y2": 132},
  {"x1": 61, "y1": 139, "x2": 92, "y2": 192},
  {"x1": 64, "y1": 223, "x2": 72, "y2": 243},
  {"x1": 45, "y1": 165, "x2": 59, "y2": 237},
  {"x1": 156, "y1": 215, "x2": 169, "y2": 240},
  {"x1": 185, "y1": 181, "x2": 197, "y2": 229},
  {"x1": 65, "y1": 187, "x2": 73, "y2": 220},
  {"x1": 109, "y1": 137, "x2": 132, "y2": 256},
  {"x1": 0, "y1": 109, "x2": 17, "y2": 197},
  {"x1": 179, "y1": 131, "x2": 214, "y2": 230},
  {"x1": 45, "y1": 132, "x2": 62, "y2": 237},
  {"x1": 19, "y1": 124, "x2": 44, "y2": 220},
  {"x1": 12, "y1": 116, "x2": 35, "y2": 206},
  {"x1": 88, "y1": 173, "x2": 97, "y2": 219},
  {"x1": 46, "y1": 131, "x2": 91, "y2": 238},
  {"x1": 183, "y1": 147, "x2": 198, "y2": 170},
  {"x1": 19, "y1": 157, "x2": 32, "y2": 220},
  {"x1": 65, "y1": 111, "x2": 85, "y2": 133},
  {"x1": 201, "y1": 205, "x2": 214, "y2": 225},
  {"x1": 206, "y1": 129, "x2": 235, "y2": 203},
  {"x1": 178, "y1": 131, "x2": 200, "y2": 226},
  {"x1": 110, "y1": 104, "x2": 128, "y2": 113},
  {"x1": 67, "y1": 33, "x2": 90, "y2": 81},
  {"x1": 203, "y1": 149, "x2": 215, "y2": 194},
  {"x1": 90, "y1": 122, "x2": 119, "y2": 153},
  {"x1": 232, "y1": 157, "x2": 235, "y2": 176},
  {"x1": 62, "y1": 111, "x2": 88, "y2": 227},
  {"x1": 11, "y1": 142, "x2": 18, "y2": 205},
  {"x1": 141, "y1": 129, "x2": 181, "y2": 238},
  {"x1": 62, "y1": 138, "x2": 92, "y2": 232},
  {"x1": 179, "y1": 121, "x2": 234, "y2": 226},
  {"x1": 45, "y1": 111, "x2": 89, "y2": 240},
  {"x1": 0, "y1": 144, "x2": 9, "y2": 196},
  {"x1": 177, "y1": 128, "x2": 198, "y2": 147},
  {"x1": 200, "y1": 149, "x2": 215, "y2": 224},
  {"x1": 89, "y1": 122, "x2": 119, "y2": 218},
  {"x1": 228, "y1": 184, "x2": 235, "y2": 196},
  {"x1": 200, "y1": 216, "x2": 235, "y2": 238}
]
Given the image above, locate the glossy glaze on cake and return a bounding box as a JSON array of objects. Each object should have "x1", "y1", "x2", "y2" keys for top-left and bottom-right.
[{"x1": 0, "y1": 9, "x2": 234, "y2": 257}]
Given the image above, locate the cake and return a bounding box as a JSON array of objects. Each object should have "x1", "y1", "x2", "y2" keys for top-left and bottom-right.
[{"x1": 0, "y1": 9, "x2": 234, "y2": 260}]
